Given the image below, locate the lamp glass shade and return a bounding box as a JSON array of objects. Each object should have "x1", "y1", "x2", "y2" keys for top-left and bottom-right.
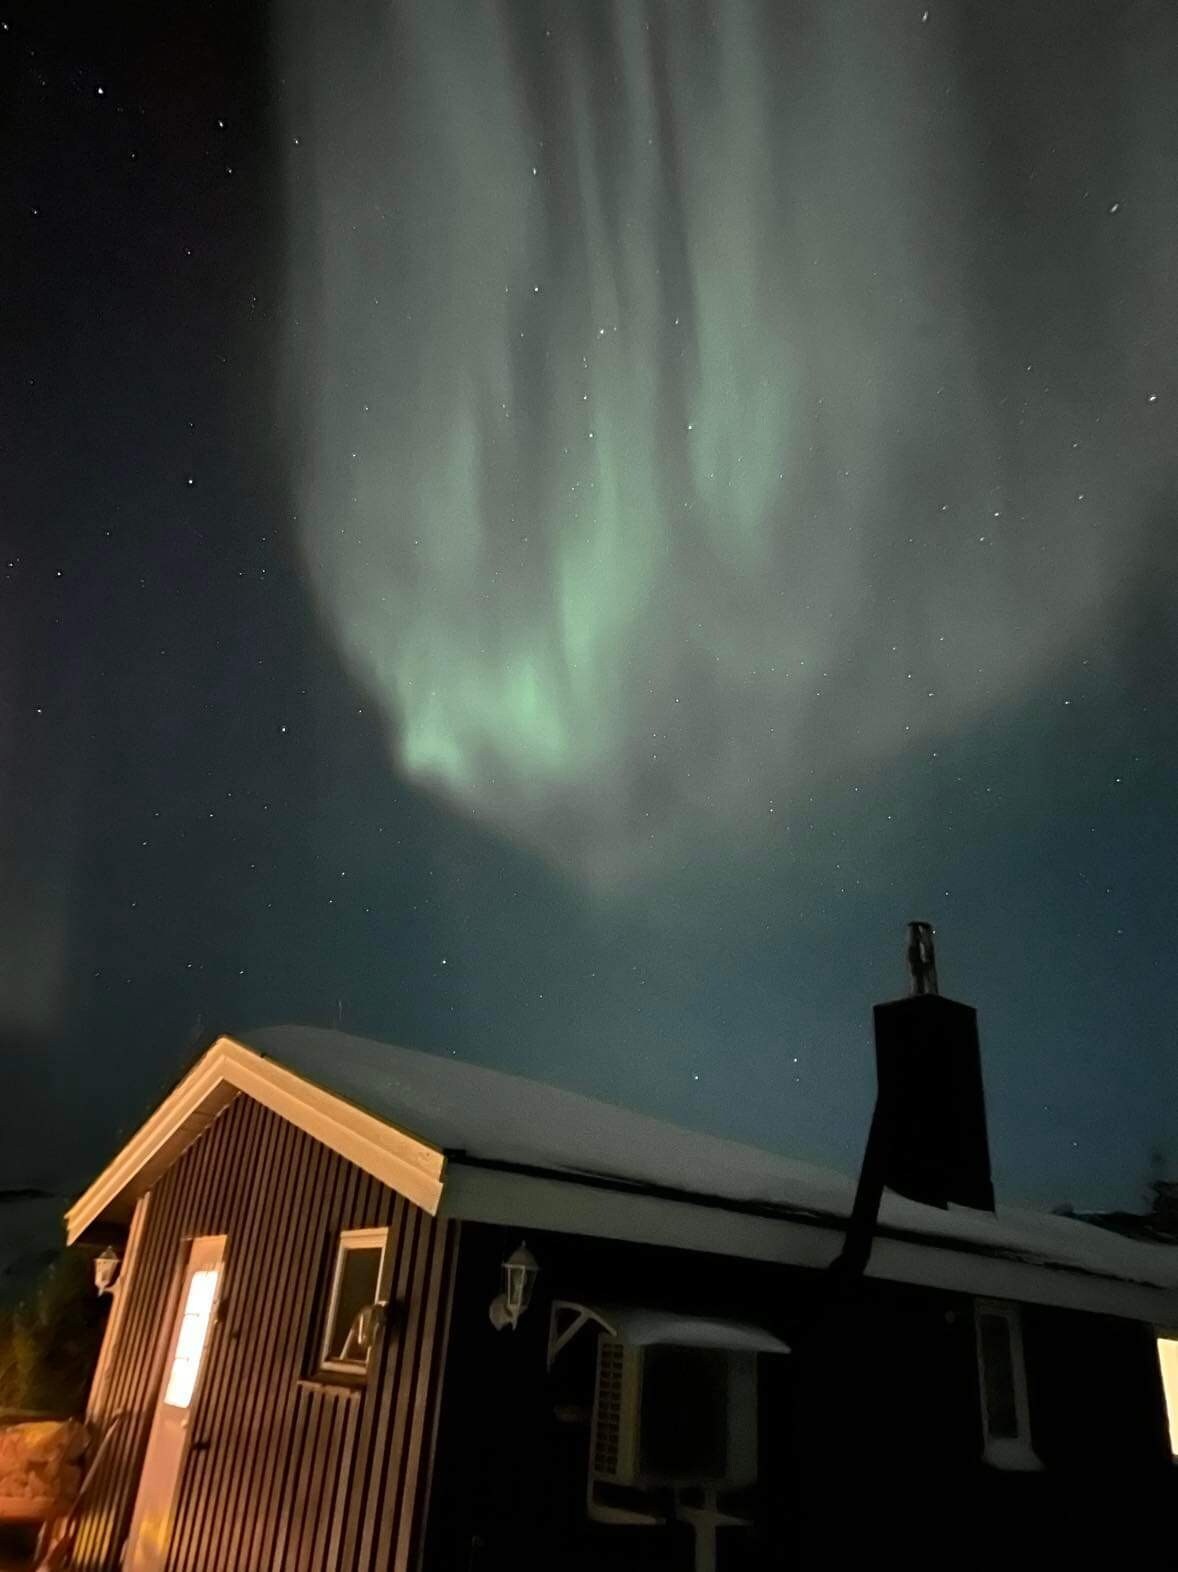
[
  {"x1": 93, "y1": 1246, "x2": 121, "y2": 1295},
  {"x1": 502, "y1": 1243, "x2": 539, "y2": 1318}
]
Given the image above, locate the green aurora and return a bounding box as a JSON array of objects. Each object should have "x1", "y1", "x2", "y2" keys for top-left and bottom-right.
[{"x1": 287, "y1": 0, "x2": 1161, "y2": 884}]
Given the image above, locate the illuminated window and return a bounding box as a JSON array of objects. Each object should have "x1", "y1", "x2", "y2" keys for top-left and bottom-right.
[
  {"x1": 1156, "y1": 1336, "x2": 1178, "y2": 1457},
  {"x1": 974, "y1": 1300, "x2": 1041, "y2": 1470},
  {"x1": 163, "y1": 1267, "x2": 220, "y2": 1409},
  {"x1": 319, "y1": 1228, "x2": 388, "y2": 1376}
]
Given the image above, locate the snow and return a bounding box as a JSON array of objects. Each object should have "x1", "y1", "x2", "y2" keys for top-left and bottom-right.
[
  {"x1": 595, "y1": 1307, "x2": 790, "y2": 1353},
  {"x1": 243, "y1": 1026, "x2": 1178, "y2": 1293}
]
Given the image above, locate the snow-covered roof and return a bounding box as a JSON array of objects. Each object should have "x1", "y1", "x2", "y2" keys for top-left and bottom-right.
[
  {"x1": 67, "y1": 1025, "x2": 1178, "y2": 1322},
  {"x1": 246, "y1": 1025, "x2": 854, "y2": 1212},
  {"x1": 242, "y1": 1027, "x2": 1178, "y2": 1301}
]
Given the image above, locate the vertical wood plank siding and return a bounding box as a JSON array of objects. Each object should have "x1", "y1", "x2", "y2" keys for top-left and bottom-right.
[{"x1": 72, "y1": 1093, "x2": 456, "y2": 1572}]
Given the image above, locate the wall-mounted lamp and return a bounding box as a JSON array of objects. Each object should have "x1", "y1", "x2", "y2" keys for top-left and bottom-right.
[
  {"x1": 93, "y1": 1246, "x2": 121, "y2": 1297},
  {"x1": 489, "y1": 1241, "x2": 539, "y2": 1332}
]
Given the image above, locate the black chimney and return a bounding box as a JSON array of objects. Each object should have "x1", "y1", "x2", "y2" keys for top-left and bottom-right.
[{"x1": 872, "y1": 922, "x2": 995, "y2": 1212}]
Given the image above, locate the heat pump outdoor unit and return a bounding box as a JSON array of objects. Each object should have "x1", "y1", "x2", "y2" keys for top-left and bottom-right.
[
  {"x1": 547, "y1": 1303, "x2": 788, "y2": 1572},
  {"x1": 589, "y1": 1336, "x2": 759, "y2": 1498}
]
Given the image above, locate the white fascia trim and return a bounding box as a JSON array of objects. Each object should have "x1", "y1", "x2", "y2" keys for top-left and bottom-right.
[
  {"x1": 85, "y1": 1191, "x2": 151, "y2": 1421},
  {"x1": 65, "y1": 1036, "x2": 446, "y2": 1243},
  {"x1": 439, "y1": 1164, "x2": 1178, "y2": 1324},
  {"x1": 217, "y1": 1040, "x2": 444, "y2": 1211}
]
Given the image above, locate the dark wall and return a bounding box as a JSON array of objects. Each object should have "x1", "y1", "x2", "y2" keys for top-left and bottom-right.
[
  {"x1": 1016, "y1": 1304, "x2": 1174, "y2": 1566},
  {"x1": 425, "y1": 1224, "x2": 806, "y2": 1572},
  {"x1": 789, "y1": 1282, "x2": 979, "y2": 1567},
  {"x1": 426, "y1": 1223, "x2": 1177, "y2": 1572},
  {"x1": 73, "y1": 1093, "x2": 455, "y2": 1572}
]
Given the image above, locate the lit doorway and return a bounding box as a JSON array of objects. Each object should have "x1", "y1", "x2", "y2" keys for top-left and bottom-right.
[{"x1": 123, "y1": 1235, "x2": 227, "y2": 1572}]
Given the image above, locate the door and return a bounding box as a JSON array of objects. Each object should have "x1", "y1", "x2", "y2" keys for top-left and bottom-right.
[{"x1": 123, "y1": 1234, "x2": 227, "y2": 1572}]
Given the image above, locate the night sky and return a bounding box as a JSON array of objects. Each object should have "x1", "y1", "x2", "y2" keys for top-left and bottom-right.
[{"x1": 4, "y1": 1, "x2": 1177, "y2": 1215}]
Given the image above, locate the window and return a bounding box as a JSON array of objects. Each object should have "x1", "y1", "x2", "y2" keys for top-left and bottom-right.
[
  {"x1": 319, "y1": 1228, "x2": 388, "y2": 1376},
  {"x1": 163, "y1": 1266, "x2": 220, "y2": 1409},
  {"x1": 1155, "y1": 1335, "x2": 1178, "y2": 1458},
  {"x1": 974, "y1": 1300, "x2": 1040, "y2": 1470}
]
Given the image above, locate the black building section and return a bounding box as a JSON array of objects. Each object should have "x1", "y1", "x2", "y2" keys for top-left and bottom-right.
[{"x1": 67, "y1": 1016, "x2": 1178, "y2": 1571}]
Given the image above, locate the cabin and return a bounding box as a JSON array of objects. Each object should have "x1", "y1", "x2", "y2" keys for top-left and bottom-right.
[{"x1": 64, "y1": 969, "x2": 1178, "y2": 1571}]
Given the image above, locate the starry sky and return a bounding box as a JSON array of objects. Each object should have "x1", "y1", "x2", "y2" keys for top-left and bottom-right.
[{"x1": 4, "y1": 0, "x2": 1177, "y2": 1215}]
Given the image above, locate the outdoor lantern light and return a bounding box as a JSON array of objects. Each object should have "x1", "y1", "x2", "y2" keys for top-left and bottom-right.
[
  {"x1": 488, "y1": 1241, "x2": 539, "y2": 1332},
  {"x1": 93, "y1": 1246, "x2": 121, "y2": 1297}
]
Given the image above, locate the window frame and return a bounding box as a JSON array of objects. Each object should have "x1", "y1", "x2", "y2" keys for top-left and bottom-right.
[
  {"x1": 973, "y1": 1298, "x2": 1041, "y2": 1471},
  {"x1": 317, "y1": 1226, "x2": 390, "y2": 1379}
]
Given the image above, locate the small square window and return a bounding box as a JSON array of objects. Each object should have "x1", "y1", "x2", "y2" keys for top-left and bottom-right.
[
  {"x1": 319, "y1": 1228, "x2": 388, "y2": 1377},
  {"x1": 974, "y1": 1299, "x2": 1041, "y2": 1470}
]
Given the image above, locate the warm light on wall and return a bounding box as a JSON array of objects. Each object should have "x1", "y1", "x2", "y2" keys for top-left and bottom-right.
[{"x1": 1156, "y1": 1337, "x2": 1178, "y2": 1457}]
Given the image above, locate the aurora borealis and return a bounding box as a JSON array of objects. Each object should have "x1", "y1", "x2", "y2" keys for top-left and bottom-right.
[
  {"x1": 5, "y1": 0, "x2": 1178, "y2": 1219},
  {"x1": 288, "y1": 1, "x2": 1173, "y2": 885}
]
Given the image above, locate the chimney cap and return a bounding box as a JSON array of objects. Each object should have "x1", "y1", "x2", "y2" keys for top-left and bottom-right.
[{"x1": 906, "y1": 921, "x2": 939, "y2": 997}]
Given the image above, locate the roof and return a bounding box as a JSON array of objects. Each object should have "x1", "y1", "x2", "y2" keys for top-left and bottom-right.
[
  {"x1": 66, "y1": 1026, "x2": 1178, "y2": 1322},
  {"x1": 1077, "y1": 1209, "x2": 1178, "y2": 1246}
]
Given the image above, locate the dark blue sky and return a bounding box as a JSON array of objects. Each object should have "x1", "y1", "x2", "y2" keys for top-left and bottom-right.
[{"x1": 4, "y1": 1, "x2": 1177, "y2": 1214}]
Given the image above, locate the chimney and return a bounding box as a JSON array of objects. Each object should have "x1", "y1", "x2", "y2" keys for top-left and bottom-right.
[{"x1": 872, "y1": 922, "x2": 995, "y2": 1212}]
